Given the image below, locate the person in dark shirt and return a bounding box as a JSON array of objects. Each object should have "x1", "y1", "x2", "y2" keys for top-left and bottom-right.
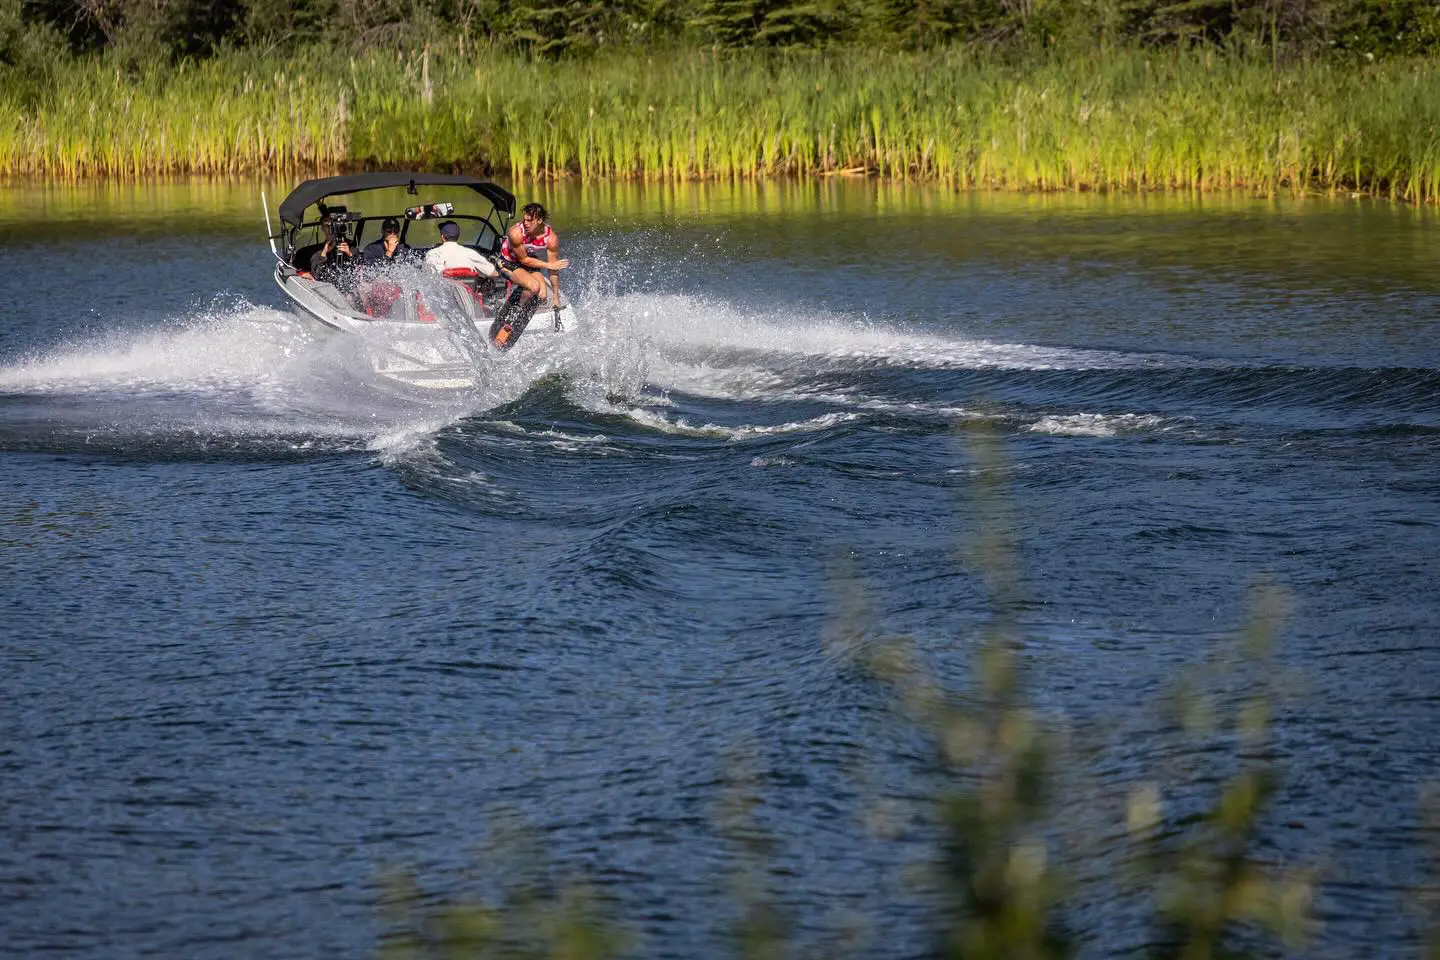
[
  {"x1": 363, "y1": 218, "x2": 411, "y2": 265},
  {"x1": 310, "y1": 222, "x2": 359, "y2": 294}
]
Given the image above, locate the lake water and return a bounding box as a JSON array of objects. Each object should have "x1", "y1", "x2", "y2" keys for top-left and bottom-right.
[{"x1": 1, "y1": 180, "x2": 1437, "y2": 957}]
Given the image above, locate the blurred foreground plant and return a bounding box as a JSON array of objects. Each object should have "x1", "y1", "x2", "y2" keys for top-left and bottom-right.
[
  {"x1": 377, "y1": 427, "x2": 1320, "y2": 959},
  {"x1": 843, "y1": 427, "x2": 1071, "y2": 959},
  {"x1": 377, "y1": 821, "x2": 626, "y2": 960},
  {"x1": 837, "y1": 427, "x2": 1313, "y2": 959},
  {"x1": 1125, "y1": 584, "x2": 1313, "y2": 958}
]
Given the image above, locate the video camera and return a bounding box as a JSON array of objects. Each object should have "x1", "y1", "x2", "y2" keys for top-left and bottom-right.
[{"x1": 321, "y1": 205, "x2": 362, "y2": 246}]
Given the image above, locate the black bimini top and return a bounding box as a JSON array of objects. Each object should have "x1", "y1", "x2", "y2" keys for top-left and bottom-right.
[{"x1": 277, "y1": 174, "x2": 516, "y2": 227}]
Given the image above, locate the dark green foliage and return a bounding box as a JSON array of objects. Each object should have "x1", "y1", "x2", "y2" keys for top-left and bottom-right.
[
  {"x1": 17, "y1": 0, "x2": 259, "y2": 56},
  {"x1": 872, "y1": 0, "x2": 969, "y2": 48},
  {"x1": 1, "y1": 0, "x2": 67, "y2": 64},
  {"x1": 1165, "y1": 0, "x2": 1237, "y2": 36},
  {"x1": 752, "y1": 0, "x2": 843, "y2": 47},
  {"x1": 691, "y1": 0, "x2": 861, "y2": 49},
  {"x1": 507, "y1": 0, "x2": 666, "y2": 55},
  {"x1": 1325, "y1": 0, "x2": 1440, "y2": 58},
  {"x1": 1135, "y1": 0, "x2": 1241, "y2": 47},
  {"x1": 238, "y1": 0, "x2": 337, "y2": 49},
  {"x1": 6, "y1": 0, "x2": 1440, "y2": 62},
  {"x1": 0, "y1": 0, "x2": 67, "y2": 105},
  {"x1": 21, "y1": 0, "x2": 115, "y2": 52},
  {"x1": 690, "y1": 0, "x2": 768, "y2": 47},
  {"x1": 163, "y1": 0, "x2": 240, "y2": 56},
  {"x1": 940, "y1": 0, "x2": 1020, "y2": 43}
]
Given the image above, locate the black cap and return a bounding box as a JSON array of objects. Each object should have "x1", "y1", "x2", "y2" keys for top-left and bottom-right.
[
  {"x1": 382, "y1": 217, "x2": 400, "y2": 233},
  {"x1": 438, "y1": 221, "x2": 461, "y2": 240}
]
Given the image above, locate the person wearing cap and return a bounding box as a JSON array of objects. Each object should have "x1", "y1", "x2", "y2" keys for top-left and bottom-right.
[
  {"x1": 424, "y1": 220, "x2": 498, "y2": 276},
  {"x1": 363, "y1": 217, "x2": 412, "y2": 265}
]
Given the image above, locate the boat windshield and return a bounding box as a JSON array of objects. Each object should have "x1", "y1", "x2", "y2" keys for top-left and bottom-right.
[{"x1": 284, "y1": 184, "x2": 511, "y2": 261}]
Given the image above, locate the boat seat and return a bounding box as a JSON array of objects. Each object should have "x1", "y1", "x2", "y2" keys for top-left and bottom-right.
[{"x1": 293, "y1": 242, "x2": 325, "y2": 270}]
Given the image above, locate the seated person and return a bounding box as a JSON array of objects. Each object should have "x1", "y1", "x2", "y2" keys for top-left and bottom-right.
[
  {"x1": 363, "y1": 218, "x2": 412, "y2": 265},
  {"x1": 294, "y1": 208, "x2": 337, "y2": 271},
  {"x1": 310, "y1": 231, "x2": 360, "y2": 295},
  {"x1": 424, "y1": 220, "x2": 498, "y2": 277}
]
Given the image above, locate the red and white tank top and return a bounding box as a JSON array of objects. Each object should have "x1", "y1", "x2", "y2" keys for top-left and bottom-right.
[{"x1": 500, "y1": 224, "x2": 554, "y2": 263}]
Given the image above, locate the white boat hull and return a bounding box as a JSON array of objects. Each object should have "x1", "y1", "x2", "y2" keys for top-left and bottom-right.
[{"x1": 274, "y1": 263, "x2": 579, "y2": 391}]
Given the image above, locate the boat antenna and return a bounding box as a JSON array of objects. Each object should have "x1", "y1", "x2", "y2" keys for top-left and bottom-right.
[{"x1": 260, "y1": 188, "x2": 279, "y2": 259}]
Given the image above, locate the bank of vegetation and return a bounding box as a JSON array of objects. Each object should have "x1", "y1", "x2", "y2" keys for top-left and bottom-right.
[
  {"x1": 3, "y1": 1, "x2": 1438, "y2": 191},
  {"x1": 5, "y1": 46, "x2": 1440, "y2": 201}
]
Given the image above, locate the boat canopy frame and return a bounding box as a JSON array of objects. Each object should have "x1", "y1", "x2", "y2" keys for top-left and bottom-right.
[
  {"x1": 277, "y1": 174, "x2": 515, "y2": 228},
  {"x1": 273, "y1": 174, "x2": 518, "y2": 266}
]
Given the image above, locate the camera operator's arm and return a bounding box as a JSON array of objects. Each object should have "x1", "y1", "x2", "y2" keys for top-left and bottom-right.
[
  {"x1": 309, "y1": 239, "x2": 334, "y2": 275},
  {"x1": 312, "y1": 213, "x2": 336, "y2": 267}
]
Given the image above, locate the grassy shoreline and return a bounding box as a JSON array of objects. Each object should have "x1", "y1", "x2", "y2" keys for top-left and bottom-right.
[{"x1": 4, "y1": 45, "x2": 1439, "y2": 201}]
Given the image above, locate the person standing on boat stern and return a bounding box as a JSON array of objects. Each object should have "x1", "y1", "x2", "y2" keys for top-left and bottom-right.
[
  {"x1": 425, "y1": 220, "x2": 499, "y2": 276},
  {"x1": 494, "y1": 202, "x2": 569, "y2": 341}
]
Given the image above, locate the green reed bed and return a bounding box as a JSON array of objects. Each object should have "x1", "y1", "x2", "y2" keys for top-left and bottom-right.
[
  {"x1": 6, "y1": 45, "x2": 1440, "y2": 199},
  {"x1": 0, "y1": 53, "x2": 347, "y2": 179},
  {"x1": 350, "y1": 46, "x2": 1440, "y2": 200}
]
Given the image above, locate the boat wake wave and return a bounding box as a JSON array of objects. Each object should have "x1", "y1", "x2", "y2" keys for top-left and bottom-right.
[
  {"x1": 597, "y1": 291, "x2": 1188, "y2": 375},
  {"x1": 582, "y1": 292, "x2": 1437, "y2": 436},
  {"x1": 0, "y1": 301, "x2": 310, "y2": 394},
  {"x1": 0, "y1": 299, "x2": 487, "y2": 457},
  {"x1": 0, "y1": 288, "x2": 1237, "y2": 458}
]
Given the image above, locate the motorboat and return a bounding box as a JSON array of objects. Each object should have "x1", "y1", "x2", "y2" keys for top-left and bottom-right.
[{"x1": 265, "y1": 174, "x2": 579, "y2": 390}]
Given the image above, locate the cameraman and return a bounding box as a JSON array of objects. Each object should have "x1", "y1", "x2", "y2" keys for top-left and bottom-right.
[{"x1": 310, "y1": 214, "x2": 360, "y2": 293}]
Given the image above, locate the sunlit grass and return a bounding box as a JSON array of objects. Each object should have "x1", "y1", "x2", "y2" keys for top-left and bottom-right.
[
  {"x1": 3, "y1": 45, "x2": 1440, "y2": 200},
  {"x1": 0, "y1": 52, "x2": 348, "y2": 179}
]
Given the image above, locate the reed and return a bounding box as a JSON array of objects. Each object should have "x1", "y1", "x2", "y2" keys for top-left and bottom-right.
[
  {"x1": 4, "y1": 44, "x2": 1440, "y2": 200},
  {"x1": 0, "y1": 51, "x2": 348, "y2": 179}
]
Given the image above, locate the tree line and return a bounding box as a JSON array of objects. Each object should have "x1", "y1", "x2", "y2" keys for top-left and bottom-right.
[{"x1": 3, "y1": 0, "x2": 1438, "y2": 70}]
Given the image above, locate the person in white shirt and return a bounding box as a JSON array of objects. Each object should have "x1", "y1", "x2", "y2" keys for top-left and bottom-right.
[{"x1": 424, "y1": 221, "x2": 498, "y2": 277}]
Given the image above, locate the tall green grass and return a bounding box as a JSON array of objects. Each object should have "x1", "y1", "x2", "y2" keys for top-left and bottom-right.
[
  {"x1": 0, "y1": 52, "x2": 347, "y2": 179},
  {"x1": 4, "y1": 45, "x2": 1440, "y2": 201}
]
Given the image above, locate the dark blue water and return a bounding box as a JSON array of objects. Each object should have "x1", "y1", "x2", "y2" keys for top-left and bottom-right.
[{"x1": 1, "y1": 182, "x2": 1438, "y2": 957}]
